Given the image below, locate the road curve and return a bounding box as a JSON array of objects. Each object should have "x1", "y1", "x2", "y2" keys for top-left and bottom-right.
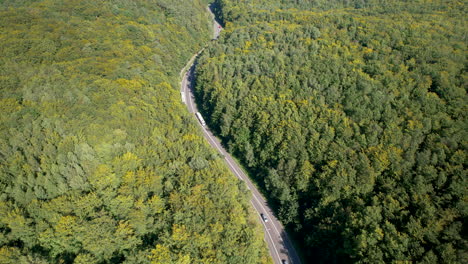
[{"x1": 179, "y1": 5, "x2": 302, "y2": 264}]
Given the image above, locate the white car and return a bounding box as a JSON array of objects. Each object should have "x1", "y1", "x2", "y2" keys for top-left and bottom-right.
[{"x1": 260, "y1": 213, "x2": 268, "y2": 222}]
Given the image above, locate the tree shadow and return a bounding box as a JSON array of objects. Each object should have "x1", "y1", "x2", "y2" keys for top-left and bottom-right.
[{"x1": 209, "y1": 2, "x2": 225, "y2": 27}]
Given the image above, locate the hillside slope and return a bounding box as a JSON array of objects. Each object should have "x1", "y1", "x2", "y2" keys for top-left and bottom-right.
[
  {"x1": 0, "y1": 0, "x2": 270, "y2": 263},
  {"x1": 196, "y1": 0, "x2": 467, "y2": 262}
]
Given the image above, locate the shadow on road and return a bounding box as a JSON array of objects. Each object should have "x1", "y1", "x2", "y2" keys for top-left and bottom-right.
[{"x1": 209, "y1": 2, "x2": 224, "y2": 27}]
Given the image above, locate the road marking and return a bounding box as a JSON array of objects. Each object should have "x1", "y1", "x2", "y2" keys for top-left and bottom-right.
[
  {"x1": 187, "y1": 67, "x2": 290, "y2": 264},
  {"x1": 218, "y1": 143, "x2": 283, "y2": 235},
  {"x1": 201, "y1": 120, "x2": 286, "y2": 262},
  {"x1": 202, "y1": 127, "x2": 284, "y2": 239},
  {"x1": 180, "y1": 8, "x2": 299, "y2": 264},
  {"x1": 185, "y1": 74, "x2": 194, "y2": 113},
  {"x1": 201, "y1": 129, "x2": 291, "y2": 255},
  {"x1": 251, "y1": 200, "x2": 282, "y2": 262},
  {"x1": 203, "y1": 130, "x2": 226, "y2": 158}
]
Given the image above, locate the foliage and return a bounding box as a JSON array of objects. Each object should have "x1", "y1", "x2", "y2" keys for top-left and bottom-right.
[
  {"x1": 196, "y1": 0, "x2": 467, "y2": 262},
  {"x1": 0, "y1": 0, "x2": 270, "y2": 263}
]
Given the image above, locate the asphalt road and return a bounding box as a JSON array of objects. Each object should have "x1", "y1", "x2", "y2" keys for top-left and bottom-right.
[{"x1": 179, "y1": 6, "x2": 302, "y2": 264}]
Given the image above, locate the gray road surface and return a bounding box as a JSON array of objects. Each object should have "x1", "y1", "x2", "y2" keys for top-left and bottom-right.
[{"x1": 179, "y1": 6, "x2": 302, "y2": 264}]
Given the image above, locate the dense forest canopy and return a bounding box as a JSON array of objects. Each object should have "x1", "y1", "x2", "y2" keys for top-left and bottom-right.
[
  {"x1": 0, "y1": 0, "x2": 271, "y2": 263},
  {"x1": 197, "y1": 0, "x2": 467, "y2": 262}
]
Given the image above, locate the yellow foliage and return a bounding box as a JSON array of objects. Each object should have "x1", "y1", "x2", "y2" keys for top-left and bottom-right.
[
  {"x1": 123, "y1": 151, "x2": 139, "y2": 161},
  {"x1": 172, "y1": 224, "x2": 189, "y2": 242},
  {"x1": 149, "y1": 244, "x2": 171, "y2": 264},
  {"x1": 89, "y1": 164, "x2": 119, "y2": 190},
  {"x1": 366, "y1": 145, "x2": 391, "y2": 172},
  {"x1": 210, "y1": 222, "x2": 224, "y2": 234},
  {"x1": 407, "y1": 119, "x2": 423, "y2": 131},
  {"x1": 148, "y1": 195, "x2": 165, "y2": 214},
  {"x1": 0, "y1": 98, "x2": 22, "y2": 114},
  {"x1": 74, "y1": 253, "x2": 99, "y2": 264},
  {"x1": 55, "y1": 215, "x2": 78, "y2": 234},
  {"x1": 375, "y1": 227, "x2": 384, "y2": 240},
  {"x1": 176, "y1": 254, "x2": 191, "y2": 264},
  {"x1": 116, "y1": 78, "x2": 144, "y2": 90},
  {"x1": 328, "y1": 160, "x2": 338, "y2": 168},
  {"x1": 116, "y1": 220, "x2": 135, "y2": 238},
  {"x1": 182, "y1": 133, "x2": 199, "y2": 141},
  {"x1": 244, "y1": 40, "x2": 252, "y2": 49},
  {"x1": 0, "y1": 247, "x2": 20, "y2": 263}
]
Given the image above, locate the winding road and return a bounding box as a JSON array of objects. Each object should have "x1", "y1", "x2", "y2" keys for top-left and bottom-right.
[{"x1": 180, "y1": 5, "x2": 301, "y2": 264}]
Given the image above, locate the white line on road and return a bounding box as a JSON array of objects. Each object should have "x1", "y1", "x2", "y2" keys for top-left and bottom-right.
[
  {"x1": 185, "y1": 51, "x2": 290, "y2": 264},
  {"x1": 251, "y1": 200, "x2": 282, "y2": 262},
  {"x1": 199, "y1": 123, "x2": 287, "y2": 262},
  {"x1": 179, "y1": 6, "x2": 300, "y2": 264},
  {"x1": 202, "y1": 127, "x2": 287, "y2": 253}
]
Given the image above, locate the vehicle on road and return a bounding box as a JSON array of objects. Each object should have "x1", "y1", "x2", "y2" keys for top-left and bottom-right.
[
  {"x1": 196, "y1": 112, "x2": 206, "y2": 126},
  {"x1": 180, "y1": 7, "x2": 300, "y2": 264}
]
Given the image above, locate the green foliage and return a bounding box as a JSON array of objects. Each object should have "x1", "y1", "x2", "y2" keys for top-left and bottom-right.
[
  {"x1": 196, "y1": 0, "x2": 467, "y2": 263},
  {"x1": 0, "y1": 0, "x2": 270, "y2": 263}
]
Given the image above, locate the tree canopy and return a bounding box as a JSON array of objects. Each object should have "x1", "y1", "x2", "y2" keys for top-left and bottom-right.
[
  {"x1": 0, "y1": 0, "x2": 271, "y2": 263},
  {"x1": 196, "y1": 0, "x2": 467, "y2": 262}
]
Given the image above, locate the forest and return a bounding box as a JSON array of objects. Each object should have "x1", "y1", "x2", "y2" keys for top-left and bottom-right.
[
  {"x1": 0, "y1": 0, "x2": 271, "y2": 263},
  {"x1": 196, "y1": 0, "x2": 467, "y2": 263}
]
